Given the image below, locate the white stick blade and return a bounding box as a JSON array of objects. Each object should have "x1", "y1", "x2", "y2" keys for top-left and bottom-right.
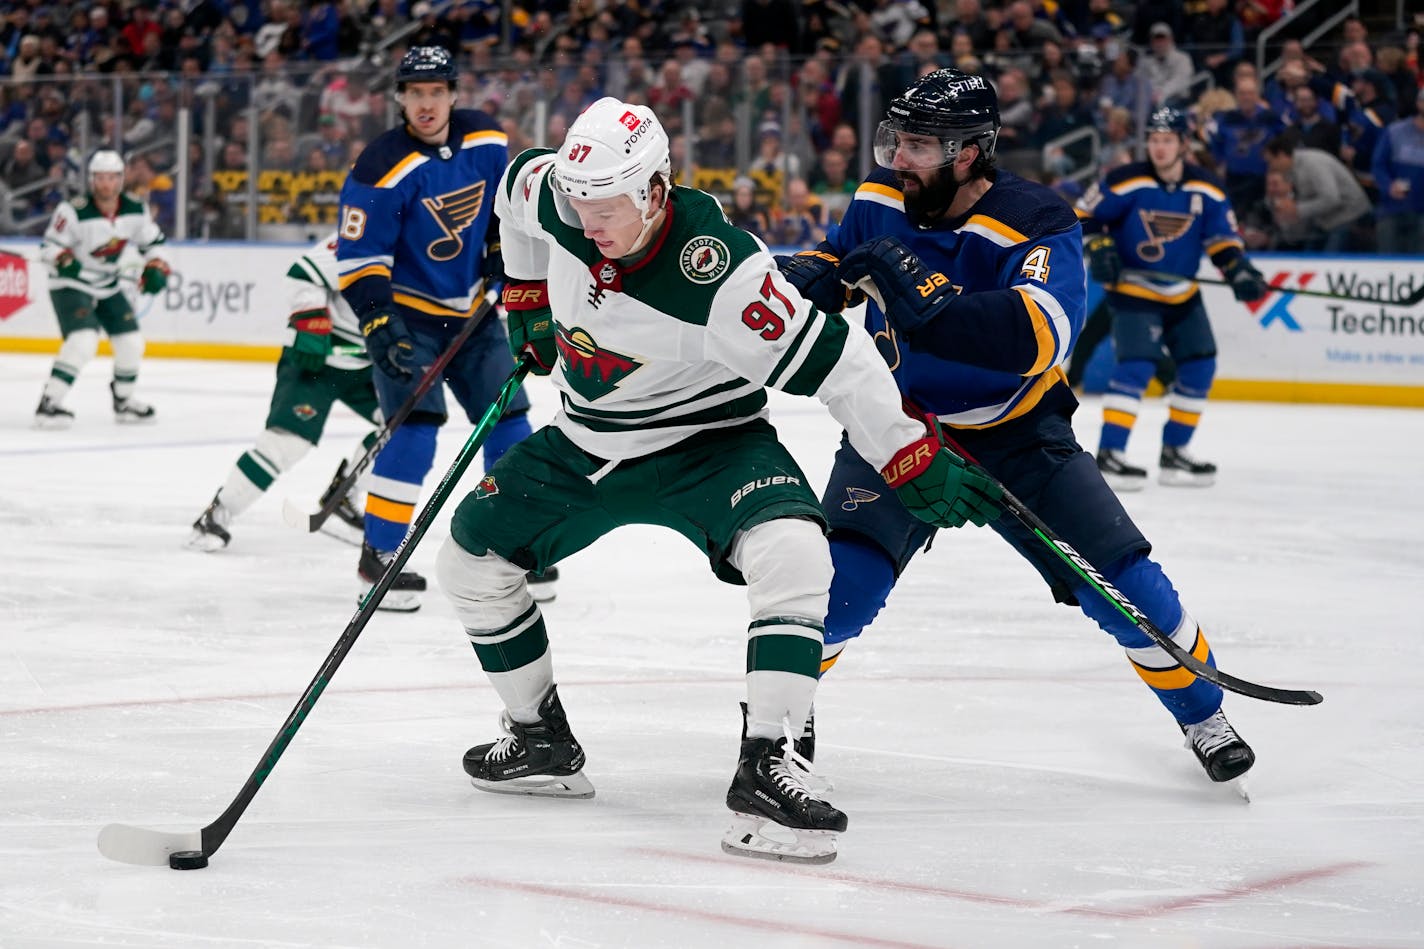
[
  {"x1": 97, "y1": 823, "x2": 203, "y2": 866},
  {"x1": 280, "y1": 497, "x2": 314, "y2": 531}
]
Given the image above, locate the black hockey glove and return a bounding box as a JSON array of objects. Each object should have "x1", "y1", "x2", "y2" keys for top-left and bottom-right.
[
  {"x1": 360, "y1": 307, "x2": 415, "y2": 380},
  {"x1": 774, "y1": 249, "x2": 863, "y2": 313},
  {"x1": 838, "y1": 235, "x2": 954, "y2": 333},
  {"x1": 1223, "y1": 256, "x2": 1269, "y2": 303},
  {"x1": 503, "y1": 280, "x2": 557, "y2": 375},
  {"x1": 1085, "y1": 234, "x2": 1122, "y2": 286},
  {"x1": 482, "y1": 239, "x2": 504, "y2": 288}
]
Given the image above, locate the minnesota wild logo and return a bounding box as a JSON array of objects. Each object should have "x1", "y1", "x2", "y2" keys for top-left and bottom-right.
[
  {"x1": 555, "y1": 325, "x2": 641, "y2": 401},
  {"x1": 472, "y1": 474, "x2": 499, "y2": 500},
  {"x1": 90, "y1": 237, "x2": 128, "y2": 261}
]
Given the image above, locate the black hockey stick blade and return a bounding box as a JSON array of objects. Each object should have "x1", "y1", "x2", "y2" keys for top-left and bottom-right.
[
  {"x1": 289, "y1": 287, "x2": 500, "y2": 533},
  {"x1": 935, "y1": 433, "x2": 1322, "y2": 707},
  {"x1": 99, "y1": 358, "x2": 534, "y2": 867},
  {"x1": 1119, "y1": 269, "x2": 1424, "y2": 307}
]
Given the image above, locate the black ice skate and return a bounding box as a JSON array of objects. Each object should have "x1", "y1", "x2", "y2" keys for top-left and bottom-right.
[
  {"x1": 111, "y1": 382, "x2": 155, "y2": 423},
  {"x1": 722, "y1": 734, "x2": 847, "y2": 865},
  {"x1": 186, "y1": 493, "x2": 232, "y2": 552},
  {"x1": 357, "y1": 541, "x2": 427, "y2": 612},
  {"x1": 1159, "y1": 445, "x2": 1217, "y2": 487},
  {"x1": 1096, "y1": 448, "x2": 1147, "y2": 492},
  {"x1": 463, "y1": 686, "x2": 594, "y2": 799},
  {"x1": 34, "y1": 395, "x2": 75, "y2": 430},
  {"x1": 1181, "y1": 709, "x2": 1255, "y2": 786},
  {"x1": 527, "y1": 565, "x2": 560, "y2": 603},
  {"x1": 317, "y1": 460, "x2": 365, "y2": 547},
  {"x1": 740, "y1": 702, "x2": 831, "y2": 792}
]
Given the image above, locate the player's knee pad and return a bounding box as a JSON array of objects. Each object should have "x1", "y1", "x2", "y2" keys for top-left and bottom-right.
[
  {"x1": 57, "y1": 328, "x2": 100, "y2": 369},
  {"x1": 482, "y1": 411, "x2": 531, "y2": 471},
  {"x1": 108, "y1": 330, "x2": 145, "y2": 373},
  {"x1": 825, "y1": 533, "x2": 896, "y2": 646},
  {"x1": 1171, "y1": 356, "x2": 1216, "y2": 400},
  {"x1": 732, "y1": 517, "x2": 832, "y2": 623},
  {"x1": 1109, "y1": 358, "x2": 1155, "y2": 396},
  {"x1": 373, "y1": 421, "x2": 438, "y2": 483},
  {"x1": 436, "y1": 536, "x2": 533, "y2": 632},
  {"x1": 252, "y1": 427, "x2": 313, "y2": 474},
  {"x1": 1075, "y1": 550, "x2": 1183, "y2": 649}
]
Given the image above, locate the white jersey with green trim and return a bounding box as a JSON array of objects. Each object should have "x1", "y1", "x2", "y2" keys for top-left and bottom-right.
[
  {"x1": 285, "y1": 234, "x2": 370, "y2": 372},
  {"x1": 495, "y1": 147, "x2": 922, "y2": 466},
  {"x1": 40, "y1": 192, "x2": 166, "y2": 299}
]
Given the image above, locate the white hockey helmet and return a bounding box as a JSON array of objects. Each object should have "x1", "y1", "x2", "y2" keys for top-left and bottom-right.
[
  {"x1": 88, "y1": 149, "x2": 126, "y2": 185},
  {"x1": 550, "y1": 97, "x2": 670, "y2": 225}
]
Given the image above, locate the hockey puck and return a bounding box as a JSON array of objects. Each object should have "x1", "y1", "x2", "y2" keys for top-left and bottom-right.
[{"x1": 168, "y1": 850, "x2": 209, "y2": 870}]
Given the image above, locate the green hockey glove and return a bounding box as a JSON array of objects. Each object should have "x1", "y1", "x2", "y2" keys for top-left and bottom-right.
[
  {"x1": 881, "y1": 425, "x2": 1002, "y2": 529},
  {"x1": 55, "y1": 250, "x2": 82, "y2": 279},
  {"x1": 288, "y1": 310, "x2": 332, "y2": 373},
  {"x1": 503, "y1": 280, "x2": 557, "y2": 375},
  {"x1": 140, "y1": 259, "x2": 170, "y2": 294}
]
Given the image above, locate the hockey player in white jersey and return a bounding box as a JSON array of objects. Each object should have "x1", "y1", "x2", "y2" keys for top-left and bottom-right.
[
  {"x1": 34, "y1": 150, "x2": 170, "y2": 428},
  {"x1": 188, "y1": 234, "x2": 383, "y2": 551},
  {"x1": 434, "y1": 97, "x2": 1002, "y2": 863}
]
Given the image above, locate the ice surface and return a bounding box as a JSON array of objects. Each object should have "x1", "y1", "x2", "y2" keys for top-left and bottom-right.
[{"x1": 2, "y1": 351, "x2": 1422, "y2": 948}]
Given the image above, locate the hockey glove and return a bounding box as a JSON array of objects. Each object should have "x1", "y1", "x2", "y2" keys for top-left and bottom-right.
[
  {"x1": 482, "y1": 239, "x2": 504, "y2": 288},
  {"x1": 881, "y1": 422, "x2": 1002, "y2": 529},
  {"x1": 55, "y1": 250, "x2": 82, "y2": 279},
  {"x1": 288, "y1": 311, "x2": 332, "y2": 373},
  {"x1": 1085, "y1": 234, "x2": 1122, "y2": 286},
  {"x1": 1223, "y1": 256, "x2": 1269, "y2": 303},
  {"x1": 503, "y1": 280, "x2": 557, "y2": 375},
  {"x1": 360, "y1": 307, "x2": 415, "y2": 380},
  {"x1": 774, "y1": 250, "x2": 863, "y2": 313},
  {"x1": 140, "y1": 259, "x2": 170, "y2": 294},
  {"x1": 839, "y1": 235, "x2": 954, "y2": 333}
]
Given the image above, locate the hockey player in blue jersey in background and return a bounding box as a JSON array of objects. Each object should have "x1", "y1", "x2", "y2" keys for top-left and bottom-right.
[
  {"x1": 1076, "y1": 106, "x2": 1269, "y2": 491},
  {"x1": 776, "y1": 69, "x2": 1257, "y2": 787},
  {"x1": 338, "y1": 46, "x2": 548, "y2": 611}
]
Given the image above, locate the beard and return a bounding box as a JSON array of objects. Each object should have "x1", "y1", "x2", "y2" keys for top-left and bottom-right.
[{"x1": 898, "y1": 167, "x2": 962, "y2": 228}]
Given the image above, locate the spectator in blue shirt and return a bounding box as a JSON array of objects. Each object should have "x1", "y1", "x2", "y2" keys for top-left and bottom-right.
[
  {"x1": 1371, "y1": 88, "x2": 1424, "y2": 253},
  {"x1": 1209, "y1": 73, "x2": 1285, "y2": 221}
]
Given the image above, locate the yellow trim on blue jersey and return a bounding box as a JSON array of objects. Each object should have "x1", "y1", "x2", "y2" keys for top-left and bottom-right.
[
  {"x1": 946, "y1": 366, "x2": 1068, "y2": 430},
  {"x1": 1103, "y1": 408, "x2": 1137, "y2": 428},
  {"x1": 1131, "y1": 630, "x2": 1211, "y2": 691},
  {"x1": 461, "y1": 129, "x2": 508, "y2": 148},
  {"x1": 1183, "y1": 180, "x2": 1227, "y2": 202},
  {"x1": 338, "y1": 263, "x2": 391, "y2": 288},
  {"x1": 375, "y1": 152, "x2": 428, "y2": 189},
  {"x1": 1205, "y1": 237, "x2": 1244, "y2": 255},
  {"x1": 393, "y1": 290, "x2": 477, "y2": 317},
  {"x1": 1111, "y1": 281, "x2": 1200, "y2": 305},
  {"x1": 1013, "y1": 286, "x2": 1058, "y2": 376},
  {"x1": 1109, "y1": 175, "x2": 1157, "y2": 195},
  {"x1": 963, "y1": 214, "x2": 1028, "y2": 246},
  {"x1": 856, "y1": 181, "x2": 903, "y2": 201},
  {"x1": 366, "y1": 494, "x2": 415, "y2": 523}
]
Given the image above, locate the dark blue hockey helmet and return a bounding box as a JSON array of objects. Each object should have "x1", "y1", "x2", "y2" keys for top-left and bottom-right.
[
  {"x1": 1145, "y1": 106, "x2": 1189, "y2": 137},
  {"x1": 395, "y1": 46, "x2": 457, "y2": 89},
  {"x1": 874, "y1": 68, "x2": 1000, "y2": 168}
]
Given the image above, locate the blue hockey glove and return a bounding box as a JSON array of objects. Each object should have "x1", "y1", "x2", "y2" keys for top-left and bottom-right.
[
  {"x1": 503, "y1": 280, "x2": 556, "y2": 375},
  {"x1": 360, "y1": 307, "x2": 415, "y2": 380},
  {"x1": 1085, "y1": 234, "x2": 1122, "y2": 286},
  {"x1": 838, "y1": 236, "x2": 954, "y2": 333},
  {"x1": 55, "y1": 249, "x2": 82, "y2": 279},
  {"x1": 1223, "y1": 256, "x2": 1269, "y2": 303},
  {"x1": 288, "y1": 310, "x2": 332, "y2": 373},
  {"x1": 774, "y1": 249, "x2": 863, "y2": 313},
  {"x1": 881, "y1": 419, "x2": 1002, "y2": 529}
]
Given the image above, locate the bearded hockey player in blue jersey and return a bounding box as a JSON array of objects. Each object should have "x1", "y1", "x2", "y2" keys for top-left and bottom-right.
[
  {"x1": 777, "y1": 69, "x2": 1257, "y2": 790},
  {"x1": 1077, "y1": 107, "x2": 1270, "y2": 490},
  {"x1": 337, "y1": 46, "x2": 546, "y2": 611}
]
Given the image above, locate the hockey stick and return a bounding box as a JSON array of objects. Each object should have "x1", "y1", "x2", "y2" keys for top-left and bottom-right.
[
  {"x1": 282, "y1": 288, "x2": 499, "y2": 533},
  {"x1": 935, "y1": 430, "x2": 1322, "y2": 707},
  {"x1": 98, "y1": 357, "x2": 534, "y2": 868},
  {"x1": 1118, "y1": 269, "x2": 1424, "y2": 307}
]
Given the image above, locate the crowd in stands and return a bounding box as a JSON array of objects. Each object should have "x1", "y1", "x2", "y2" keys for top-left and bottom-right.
[{"x1": 3, "y1": 0, "x2": 1423, "y2": 253}]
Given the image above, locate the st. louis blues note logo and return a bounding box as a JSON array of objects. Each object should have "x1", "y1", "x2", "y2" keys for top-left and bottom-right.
[
  {"x1": 1135, "y1": 209, "x2": 1194, "y2": 262},
  {"x1": 841, "y1": 486, "x2": 882, "y2": 511},
  {"x1": 422, "y1": 181, "x2": 486, "y2": 261},
  {"x1": 679, "y1": 236, "x2": 730, "y2": 284}
]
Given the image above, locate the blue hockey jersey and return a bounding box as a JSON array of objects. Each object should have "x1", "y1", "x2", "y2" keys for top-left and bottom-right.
[
  {"x1": 336, "y1": 108, "x2": 507, "y2": 323},
  {"x1": 822, "y1": 168, "x2": 1085, "y2": 429},
  {"x1": 1075, "y1": 160, "x2": 1245, "y2": 305}
]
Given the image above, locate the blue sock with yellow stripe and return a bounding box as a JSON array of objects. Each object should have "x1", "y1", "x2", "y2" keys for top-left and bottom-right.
[
  {"x1": 1099, "y1": 359, "x2": 1154, "y2": 453},
  {"x1": 364, "y1": 421, "x2": 437, "y2": 551},
  {"x1": 1163, "y1": 357, "x2": 1215, "y2": 449}
]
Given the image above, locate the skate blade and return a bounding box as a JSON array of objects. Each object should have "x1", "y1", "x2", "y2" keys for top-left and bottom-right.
[
  {"x1": 1158, "y1": 470, "x2": 1215, "y2": 488},
  {"x1": 469, "y1": 771, "x2": 595, "y2": 799},
  {"x1": 184, "y1": 531, "x2": 229, "y2": 553},
  {"x1": 1102, "y1": 472, "x2": 1146, "y2": 492},
  {"x1": 360, "y1": 587, "x2": 422, "y2": 612},
  {"x1": 115, "y1": 413, "x2": 157, "y2": 425},
  {"x1": 33, "y1": 416, "x2": 74, "y2": 431},
  {"x1": 720, "y1": 812, "x2": 838, "y2": 865},
  {"x1": 1227, "y1": 776, "x2": 1251, "y2": 803}
]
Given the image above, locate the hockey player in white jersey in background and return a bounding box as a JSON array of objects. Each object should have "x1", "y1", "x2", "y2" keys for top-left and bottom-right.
[
  {"x1": 34, "y1": 149, "x2": 170, "y2": 428},
  {"x1": 433, "y1": 97, "x2": 1001, "y2": 863},
  {"x1": 187, "y1": 233, "x2": 382, "y2": 551}
]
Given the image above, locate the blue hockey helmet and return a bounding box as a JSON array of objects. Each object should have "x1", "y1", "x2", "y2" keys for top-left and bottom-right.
[
  {"x1": 1145, "y1": 106, "x2": 1189, "y2": 137},
  {"x1": 395, "y1": 46, "x2": 456, "y2": 89},
  {"x1": 874, "y1": 68, "x2": 1001, "y2": 168}
]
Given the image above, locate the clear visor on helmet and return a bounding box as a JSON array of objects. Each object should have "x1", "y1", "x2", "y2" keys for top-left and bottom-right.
[
  {"x1": 561, "y1": 192, "x2": 648, "y2": 231},
  {"x1": 873, "y1": 122, "x2": 960, "y2": 169}
]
